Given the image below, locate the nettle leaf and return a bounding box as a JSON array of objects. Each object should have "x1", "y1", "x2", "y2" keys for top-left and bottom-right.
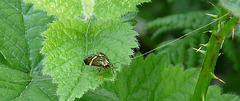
[
  {"x1": 220, "y1": 0, "x2": 240, "y2": 17},
  {"x1": 23, "y1": 0, "x2": 151, "y2": 19},
  {"x1": 41, "y1": 18, "x2": 138, "y2": 100},
  {"x1": 0, "y1": 0, "x2": 56, "y2": 100},
  {"x1": 81, "y1": 53, "x2": 240, "y2": 101}
]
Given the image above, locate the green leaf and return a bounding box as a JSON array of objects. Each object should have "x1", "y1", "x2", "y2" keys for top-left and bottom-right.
[
  {"x1": 23, "y1": 0, "x2": 151, "y2": 19},
  {"x1": 41, "y1": 19, "x2": 138, "y2": 100},
  {"x1": 81, "y1": 53, "x2": 240, "y2": 101},
  {"x1": 94, "y1": 0, "x2": 150, "y2": 19},
  {"x1": 0, "y1": 64, "x2": 58, "y2": 101},
  {"x1": 0, "y1": 64, "x2": 31, "y2": 101},
  {"x1": 220, "y1": 0, "x2": 240, "y2": 17},
  {"x1": 206, "y1": 86, "x2": 240, "y2": 101},
  {"x1": 23, "y1": 0, "x2": 83, "y2": 19},
  {"x1": 0, "y1": 0, "x2": 57, "y2": 100},
  {"x1": 121, "y1": 11, "x2": 138, "y2": 26},
  {"x1": 0, "y1": 0, "x2": 30, "y2": 72},
  {"x1": 0, "y1": 0, "x2": 54, "y2": 72}
]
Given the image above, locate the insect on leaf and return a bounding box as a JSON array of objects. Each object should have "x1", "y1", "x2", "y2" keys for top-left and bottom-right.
[
  {"x1": 81, "y1": 53, "x2": 240, "y2": 101},
  {"x1": 22, "y1": 0, "x2": 151, "y2": 100},
  {"x1": 41, "y1": 18, "x2": 138, "y2": 100}
]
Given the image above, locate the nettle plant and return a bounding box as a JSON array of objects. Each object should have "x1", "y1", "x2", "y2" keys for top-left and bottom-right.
[{"x1": 0, "y1": 0, "x2": 240, "y2": 101}]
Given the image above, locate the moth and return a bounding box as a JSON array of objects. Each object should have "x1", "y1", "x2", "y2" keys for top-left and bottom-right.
[{"x1": 84, "y1": 52, "x2": 114, "y2": 75}]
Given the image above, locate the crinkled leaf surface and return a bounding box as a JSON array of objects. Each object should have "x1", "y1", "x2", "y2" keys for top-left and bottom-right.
[
  {"x1": 23, "y1": 0, "x2": 151, "y2": 19},
  {"x1": 94, "y1": 0, "x2": 150, "y2": 19},
  {"x1": 81, "y1": 53, "x2": 240, "y2": 101},
  {"x1": 220, "y1": 0, "x2": 240, "y2": 17},
  {"x1": 0, "y1": 0, "x2": 57, "y2": 100},
  {"x1": 41, "y1": 19, "x2": 138, "y2": 100},
  {"x1": 23, "y1": 0, "x2": 83, "y2": 19}
]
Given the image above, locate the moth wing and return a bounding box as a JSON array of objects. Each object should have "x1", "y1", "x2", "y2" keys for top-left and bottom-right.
[
  {"x1": 97, "y1": 52, "x2": 109, "y2": 61},
  {"x1": 84, "y1": 55, "x2": 96, "y2": 65}
]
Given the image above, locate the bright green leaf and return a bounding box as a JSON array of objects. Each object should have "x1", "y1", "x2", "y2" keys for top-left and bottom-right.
[
  {"x1": 81, "y1": 53, "x2": 240, "y2": 101},
  {"x1": 94, "y1": 0, "x2": 151, "y2": 19},
  {"x1": 23, "y1": 0, "x2": 151, "y2": 19},
  {"x1": 41, "y1": 18, "x2": 138, "y2": 100},
  {"x1": 220, "y1": 0, "x2": 240, "y2": 17},
  {"x1": 23, "y1": 0, "x2": 83, "y2": 19}
]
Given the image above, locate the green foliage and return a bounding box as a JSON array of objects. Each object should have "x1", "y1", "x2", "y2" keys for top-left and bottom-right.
[
  {"x1": 220, "y1": 0, "x2": 240, "y2": 17},
  {"x1": 146, "y1": 10, "x2": 214, "y2": 68},
  {"x1": 147, "y1": 10, "x2": 213, "y2": 41},
  {"x1": 81, "y1": 53, "x2": 240, "y2": 101},
  {"x1": 0, "y1": 0, "x2": 57, "y2": 100},
  {"x1": 20, "y1": 0, "x2": 150, "y2": 100},
  {"x1": 156, "y1": 34, "x2": 209, "y2": 68},
  {"x1": 1, "y1": 0, "x2": 240, "y2": 101},
  {"x1": 223, "y1": 39, "x2": 240, "y2": 71},
  {"x1": 0, "y1": 0, "x2": 54, "y2": 72},
  {"x1": 0, "y1": 63, "x2": 58, "y2": 101}
]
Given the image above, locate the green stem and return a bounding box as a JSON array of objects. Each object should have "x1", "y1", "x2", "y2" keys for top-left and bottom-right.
[{"x1": 192, "y1": 16, "x2": 239, "y2": 101}]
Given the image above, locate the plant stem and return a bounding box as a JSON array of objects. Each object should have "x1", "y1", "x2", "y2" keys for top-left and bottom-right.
[{"x1": 192, "y1": 16, "x2": 239, "y2": 101}]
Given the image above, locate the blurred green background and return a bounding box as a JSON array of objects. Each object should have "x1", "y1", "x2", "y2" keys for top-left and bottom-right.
[{"x1": 134, "y1": 0, "x2": 240, "y2": 96}]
